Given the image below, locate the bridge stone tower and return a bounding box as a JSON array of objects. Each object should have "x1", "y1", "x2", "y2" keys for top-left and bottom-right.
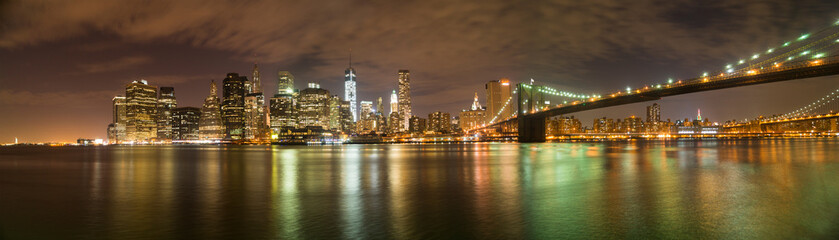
[{"x1": 517, "y1": 83, "x2": 548, "y2": 143}]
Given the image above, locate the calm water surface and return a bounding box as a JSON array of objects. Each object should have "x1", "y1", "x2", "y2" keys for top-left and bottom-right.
[{"x1": 2, "y1": 140, "x2": 839, "y2": 239}]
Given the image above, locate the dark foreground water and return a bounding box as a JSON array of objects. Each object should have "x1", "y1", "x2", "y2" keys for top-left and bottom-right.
[{"x1": 2, "y1": 140, "x2": 839, "y2": 239}]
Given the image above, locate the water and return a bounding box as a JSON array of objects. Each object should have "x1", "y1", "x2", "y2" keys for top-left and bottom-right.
[{"x1": 1, "y1": 140, "x2": 839, "y2": 239}]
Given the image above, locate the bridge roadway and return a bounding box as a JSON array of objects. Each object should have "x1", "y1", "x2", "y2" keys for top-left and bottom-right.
[{"x1": 504, "y1": 58, "x2": 839, "y2": 142}]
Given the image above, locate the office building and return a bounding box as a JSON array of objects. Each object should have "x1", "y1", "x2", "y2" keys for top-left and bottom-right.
[
  {"x1": 397, "y1": 70, "x2": 412, "y2": 131},
  {"x1": 125, "y1": 80, "x2": 158, "y2": 142},
  {"x1": 298, "y1": 83, "x2": 331, "y2": 129},
  {"x1": 409, "y1": 116, "x2": 427, "y2": 133},
  {"x1": 244, "y1": 64, "x2": 268, "y2": 140},
  {"x1": 199, "y1": 80, "x2": 224, "y2": 140},
  {"x1": 459, "y1": 92, "x2": 487, "y2": 131},
  {"x1": 173, "y1": 107, "x2": 200, "y2": 140},
  {"x1": 222, "y1": 73, "x2": 247, "y2": 140},
  {"x1": 427, "y1": 111, "x2": 451, "y2": 133},
  {"x1": 390, "y1": 90, "x2": 398, "y2": 114},
  {"x1": 156, "y1": 87, "x2": 177, "y2": 140},
  {"x1": 345, "y1": 54, "x2": 358, "y2": 121},
  {"x1": 486, "y1": 78, "x2": 513, "y2": 122}
]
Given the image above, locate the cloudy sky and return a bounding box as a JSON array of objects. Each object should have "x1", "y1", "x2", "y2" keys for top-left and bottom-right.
[{"x1": 1, "y1": 0, "x2": 838, "y2": 142}]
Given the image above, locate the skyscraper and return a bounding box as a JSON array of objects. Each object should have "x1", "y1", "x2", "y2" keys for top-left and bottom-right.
[
  {"x1": 390, "y1": 90, "x2": 398, "y2": 114},
  {"x1": 428, "y1": 111, "x2": 452, "y2": 133},
  {"x1": 459, "y1": 92, "x2": 486, "y2": 131},
  {"x1": 108, "y1": 96, "x2": 127, "y2": 143},
  {"x1": 376, "y1": 97, "x2": 383, "y2": 115},
  {"x1": 173, "y1": 107, "x2": 201, "y2": 140},
  {"x1": 358, "y1": 100, "x2": 375, "y2": 133},
  {"x1": 646, "y1": 103, "x2": 660, "y2": 123},
  {"x1": 345, "y1": 53, "x2": 358, "y2": 122},
  {"x1": 199, "y1": 80, "x2": 224, "y2": 140},
  {"x1": 156, "y1": 87, "x2": 177, "y2": 140},
  {"x1": 486, "y1": 78, "x2": 513, "y2": 123},
  {"x1": 271, "y1": 71, "x2": 297, "y2": 132},
  {"x1": 222, "y1": 73, "x2": 247, "y2": 140},
  {"x1": 113, "y1": 96, "x2": 127, "y2": 124},
  {"x1": 277, "y1": 71, "x2": 295, "y2": 94},
  {"x1": 244, "y1": 64, "x2": 268, "y2": 141},
  {"x1": 298, "y1": 83, "x2": 331, "y2": 129},
  {"x1": 125, "y1": 79, "x2": 158, "y2": 142},
  {"x1": 397, "y1": 70, "x2": 412, "y2": 131}
]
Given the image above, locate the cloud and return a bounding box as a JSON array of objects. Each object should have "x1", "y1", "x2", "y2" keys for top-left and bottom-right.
[{"x1": 78, "y1": 55, "x2": 151, "y2": 73}]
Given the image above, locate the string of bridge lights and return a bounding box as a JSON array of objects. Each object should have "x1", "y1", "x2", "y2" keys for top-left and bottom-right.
[
  {"x1": 777, "y1": 88, "x2": 839, "y2": 120},
  {"x1": 625, "y1": 18, "x2": 839, "y2": 95}
]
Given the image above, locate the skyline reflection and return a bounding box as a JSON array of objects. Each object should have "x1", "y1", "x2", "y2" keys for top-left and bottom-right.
[{"x1": 1, "y1": 140, "x2": 838, "y2": 239}]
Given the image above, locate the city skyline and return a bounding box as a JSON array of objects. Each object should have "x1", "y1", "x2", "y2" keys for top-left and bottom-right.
[{"x1": 2, "y1": 0, "x2": 839, "y2": 142}]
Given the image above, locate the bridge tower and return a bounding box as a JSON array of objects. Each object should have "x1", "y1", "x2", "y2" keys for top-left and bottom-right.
[{"x1": 517, "y1": 83, "x2": 549, "y2": 142}]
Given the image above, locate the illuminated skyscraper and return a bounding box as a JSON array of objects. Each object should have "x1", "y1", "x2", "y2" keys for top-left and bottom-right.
[
  {"x1": 125, "y1": 79, "x2": 158, "y2": 142},
  {"x1": 113, "y1": 96, "x2": 127, "y2": 124},
  {"x1": 222, "y1": 73, "x2": 247, "y2": 140},
  {"x1": 345, "y1": 53, "x2": 358, "y2": 121},
  {"x1": 486, "y1": 78, "x2": 513, "y2": 122},
  {"x1": 156, "y1": 87, "x2": 177, "y2": 140},
  {"x1": 397, "y1": 70, "x2": 412, "y2": 131},
  {"x1": 244, "y1": 64, "x2": 268, "y2": 141},
  {"x1": 428, "y1": 111, "x2": 452, "y2": 133},
  {"x1": 390, "y1": 90, "x2": 398, "y2": 114},
  {"x1": 108, "y1": 96, "x2": 127, "y2": 143},
  {"x1": 298, "y1": 83, "x2": 331, "y2": 129},
  {"x1": 199, "y1": 80, "x2": 224, "y2": 140},
  {"x1": 173, "y1": 107, "x2": 200, "y2": 140},
  {"x1": 358, "y1": 101, "x2": 375, "y2": 133},
  {"x1": 376, "y1": 97, "x2": 383, "y2": 115},
  {"x1": 277, "y1": 71, "x2": 295, "y2": 94},
  {"x1": 459, "y1": 92, "x2": 486, "y2": 131},
  {"x1": 271, "y1": 71, "x2": 297, "y2": 133},
  {"x1": 646, "y1": 103, "x2": 660, "y2": 123}
]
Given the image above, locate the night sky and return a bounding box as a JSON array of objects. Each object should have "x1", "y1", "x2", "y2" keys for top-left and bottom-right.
[{"x1": 1, "y1": 0, "x2": 838, "y2": 142}]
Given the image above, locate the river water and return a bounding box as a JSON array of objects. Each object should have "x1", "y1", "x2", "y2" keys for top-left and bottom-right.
[{"x1": 1, "y1": 140, "x2": 839, "y2": 239}]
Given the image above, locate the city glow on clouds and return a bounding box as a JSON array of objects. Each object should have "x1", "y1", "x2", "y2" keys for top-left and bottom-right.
[{"x1": 0, "y1": 0, "x2": 837, "y2": 141}]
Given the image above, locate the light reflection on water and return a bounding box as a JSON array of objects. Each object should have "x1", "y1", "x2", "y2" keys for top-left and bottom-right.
[{"x1": 1, "y1": 139, "x2": 839, "y2": 239}]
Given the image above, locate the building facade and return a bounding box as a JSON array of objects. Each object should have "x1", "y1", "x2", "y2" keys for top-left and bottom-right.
[
  {"x1": 646, "y1": 103, "x2": 660, "y2": 123},
  {"x1": 222, "y1": 73, "x2": 247, "y2": 140},
  {"x1": 486, "y1": 78, "x2": 513, "y2": 122},
  {"x1": 297, "y1": 83, "x2": 331, "y2": 129},
  {"x1": 427, "y1": 111, "x2": 451, "y2": 133},
  {"x1": 125, "y1": 80, "x2": 158, "y2": 142},
  {"x1": 459, "y1": 92, "x2": 486, "y2": 131},
  {"x1": 397, "y1": 70, "x2": 412, "y2": 131},
  {"x1": 244, "y1": 64, "x2": 268, "y2": 141},
  {"x1": 199, "y1": 80, "x2": 224, "y2": 140},
  {"x1": 345, "y1": 57, "x2": 358, "y2": 122},
  {"x1": 156, "y1": 87, "x2": 177, "y2": 140},
  {"x1": 173, "y1": 107, "x2": 201, "y2": 140}
]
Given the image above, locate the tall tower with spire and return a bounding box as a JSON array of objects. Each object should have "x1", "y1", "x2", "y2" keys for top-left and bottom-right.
[
  {"x1": 697, "y1": 109, "x2": 702, "y2": 121},
  {"x1": 244, "y1": 63, "x2": 268, "y2": 141},
  {"x1": 344, "y1": 50, "x2": 358, "y2": 122},
  {"x1": 471, "y1": 92, "x2": 482, "y2": 111},
  {"x1": 199, "y1": 80, "x2": 224, "y2": 140}
]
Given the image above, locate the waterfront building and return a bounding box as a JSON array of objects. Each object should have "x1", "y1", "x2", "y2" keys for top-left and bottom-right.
[
  {"x1": 244, "y1": 64, "x2": 268, "y2": 141},
  {"x1": 621, "y1": 116, "x2": 644, "y2": 133},
  {"x1": 646, "y1": 103, "x2": 660, "y2": 123},
  {"x1": 427, "y1": 111, "x2": 451, "y2": 133},
  {"x1": 459, "y1": 92, "x2": 487, "y2": 131},
  {"x1": 409, "y1": 116, "x2": 427, "y2": 134},
  {"x1": 390, "y1": 90, "x2": 398, "y2": 114},
  {"x1": 339, "y1": 100, "x2": 354, "y2": 133},
  {"x1": 547, "y1": 116, "x2": 581, "y2": 135},
  {"x1": 222, "y1": 73, "x2": 247, "y2": 140},
  {"x1": 298, "y1": 83, "x2": 331, "y2": 129},
  {"x1": 593, "y1": 117, "x2": 615, "y2": 133},
  {"x1": 109, "y1": 96, "x2": 128, "y2": 143},
  {"x1": 345, "y1": 55, "x2": 358, "y2": 121},
  {"x1": 125, "y1": 80, "x2": 158, "y2": 142},
  {"x1": 199, "y1": 80, "x2": 224, "y2": 140},
  {"x1": 156, "y1": 87, "x2": 177, "y2": 140},
  {"x1": 173, "y1": 107, "x2": 201, "y2": 140},
  {"x1": 397, "y1": 70, "x2": 412, "y2": 131},
  {"x1": 388, "y1": 112, "x2": 401, "y2": 134},
  {"x1": 486, "y1": 78, "x2": 513, "y2": 123},
  {"x1": 358, "y1": 101, "x2": 375, "y2": 133}
]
